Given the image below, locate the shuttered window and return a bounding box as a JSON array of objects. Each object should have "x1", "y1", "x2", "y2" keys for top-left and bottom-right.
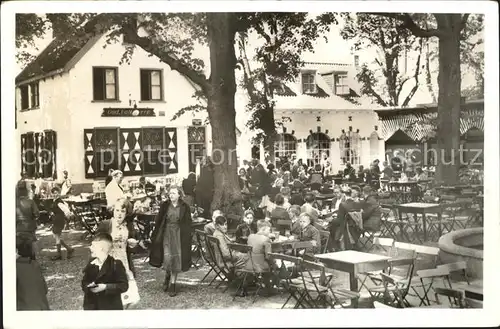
[
  {"x1": 93, "y1": 67, "x2": 118, "y2": 101},
  {"x1": 140, "y1": 69, "x2": 163, "y2": 101}
]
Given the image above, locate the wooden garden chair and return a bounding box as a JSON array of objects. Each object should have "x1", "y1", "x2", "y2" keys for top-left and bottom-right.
[
  {"x1": 194, "y1": 230, "x2": 222, "y2": 287},
  {"x1": 227, "y1": 243, "x2": 264, "y2": 303},
  {"x1": 205, "y1": 235, "x2": 234, "y2": 290},
  {"x1": 268, "y1": 253, "x2": 309, "y2": 309},
  {"x1": 434, "y1": 287, "x2": 465, "y2": 308}
]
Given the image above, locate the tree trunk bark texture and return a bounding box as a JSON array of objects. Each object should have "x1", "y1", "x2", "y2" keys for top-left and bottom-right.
[
  {"x1": 435, "y1": 14, "x2": 463, "y2": 185},
  {"x1": 206, "y1": 13, "x2": 243, "y2": 216}
]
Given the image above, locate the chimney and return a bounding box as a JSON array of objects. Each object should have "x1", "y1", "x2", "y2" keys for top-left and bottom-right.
[{"x1": 354, "y1": 55, "x2": 360, "y2": 69}]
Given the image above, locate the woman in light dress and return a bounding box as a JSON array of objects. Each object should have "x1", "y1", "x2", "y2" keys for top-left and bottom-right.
[{"x1": 97, "y1": 198, "x2": 141, "y2": 308}]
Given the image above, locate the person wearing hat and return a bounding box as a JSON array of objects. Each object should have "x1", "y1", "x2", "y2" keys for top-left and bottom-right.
[
  {"x1": 105, "y1": 170, "x2": 125, "y2": 211},
  {"x1": 60, "y1": 170, "x2": 72, "y2": 196}
]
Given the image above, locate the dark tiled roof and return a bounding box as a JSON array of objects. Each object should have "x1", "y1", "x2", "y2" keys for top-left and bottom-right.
[{"x1": 16, "y1": 18, "x2": 101, "y2": 85}]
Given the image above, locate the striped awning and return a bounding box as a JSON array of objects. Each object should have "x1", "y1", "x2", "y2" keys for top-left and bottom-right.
[{"x1": 380, "y1": 108, "x2": 484, "y2": 142}]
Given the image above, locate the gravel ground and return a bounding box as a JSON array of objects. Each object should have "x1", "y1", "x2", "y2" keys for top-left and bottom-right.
[{"x1": 34, "y1": 226, "x2": 470, "y2": 310}]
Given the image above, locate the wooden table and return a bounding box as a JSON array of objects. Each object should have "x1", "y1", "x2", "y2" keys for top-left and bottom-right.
[
  {"x1": 315, "y1": 250, "x2": 390, "y2": 308},
  {"x1": 395, "y1": 203, "x2": 442, "y2": 242}
]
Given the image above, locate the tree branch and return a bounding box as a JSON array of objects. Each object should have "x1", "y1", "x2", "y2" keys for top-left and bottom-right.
[
  {"x1": 121, "y1": 17, "x2": 209, "y2": 93},
  {"x1": 401, "y1": 39, "x2": 423, "y2": 107},
  {"x1": 460, "y1": 14, "x2": 470, "y2": 31},
  {"x1": 374, "y1": 13, "x2": 442, "y2": 38}
]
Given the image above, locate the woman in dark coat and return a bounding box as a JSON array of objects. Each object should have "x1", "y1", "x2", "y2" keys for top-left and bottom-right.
[
  {"x1": 196, "y1": 157, "x2": 214, "y2": 218},
  {"x1": 149, "y1": 185, "x2": 192, "y2": 297}
]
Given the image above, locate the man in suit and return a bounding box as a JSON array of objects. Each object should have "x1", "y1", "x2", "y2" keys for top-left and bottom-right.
[
  {"x1": 361, "y1": 186, "x2": 382, "y2": 233},
  {"x1": 81, "y1": 233, "x2": 129, "y2": 310},
  {"x1": 329, "y1": 187, "x2": 362, "y2": 251}
]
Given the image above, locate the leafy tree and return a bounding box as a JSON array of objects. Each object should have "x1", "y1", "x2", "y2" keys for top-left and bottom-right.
[
  {"x1": 341, "y1": 14, "x2": 423, "y2": 107},
  {"x1": 373, "y1": 12, "x2": 477, "y2": 185},
  {"x1": 236, "y1": 13, "x2": 339, "y2": 163}
]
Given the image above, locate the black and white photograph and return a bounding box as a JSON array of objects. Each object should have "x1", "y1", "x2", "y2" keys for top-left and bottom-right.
[{"x1": 2, "y1": 1, "x2": 499, "y2": 328}]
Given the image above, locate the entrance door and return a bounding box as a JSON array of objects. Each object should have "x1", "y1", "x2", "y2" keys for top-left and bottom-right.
[{"x1": 187, "y1": 126, "x2": 206, "y2": 174}]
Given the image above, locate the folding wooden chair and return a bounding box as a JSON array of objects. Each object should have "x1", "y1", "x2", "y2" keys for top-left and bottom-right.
[
  {"x1": 290, "y1": 241, "x2": 315, "y2": 258},
  {"x1": 380, "y1": 207, "x2": 398, "y2": 240},
  {"x1": 194, "y1": 230, "x2": 221, "y2": 287},
  {"x1": 268, "y1": 253, "x2": 309, "y2": 309},
  {"x1": 318, "y1": 230, "x2": 330, "y2": 254},
  {"x1": 379, "y1": 273, "x2": 407, "y2": 308},
  {"x1": 275, "y1": 219, "x2": 292, "y2": 235},
  {"x1": 72, "y1": 205, "x2": 103, "y2": 235},
  {"x1": 367, "y1": 250, "x2": 416, "y2": 306},
  {"x1": 357, "y1": 237, "x2": 395, "y2": 293},
  {"x1": 408, "y1": 245, "x2": 448, "y2": 306},
  {"x1": 300, "y1": 260, "x2": 360, "y2": 308},
  {"x1": 205, "y1": 235, "x2": 234, "y2": 290},
  {"x1": 437, "y1": 261, "x2": 470, "y2": 287},
  {"x1": 434, "y1": 287, "x2": 465, "y2": 308},
  {"x1": 227, "y1": 243, "x2": 264, "y2": 303}
]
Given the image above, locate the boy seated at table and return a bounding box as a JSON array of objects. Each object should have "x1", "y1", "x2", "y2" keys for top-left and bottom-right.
[
  {"x1": 243, "y1": 221, "x2": 275, "y2": 297},
  {"x1": 270, "y1": 194, "x2": 290, "y2": 228},
  {"x1": 295, "y1": 213, "x2": 321, "y2": 259},
  {"x1": 300, "y1": 192, "x2": 320, "y2": 223},
  {"x1": 203, "y1": 209, "x2": 224, "y2": 235},
  {"x1": 81, "y1": 233, "x2": 129, "y2": 310},
  {"x1": 235, "y1": 209, "x2": 255, "y2": 244},
  {"x1": 288, "y1": 205, "x2": 302, "y2": 236}
]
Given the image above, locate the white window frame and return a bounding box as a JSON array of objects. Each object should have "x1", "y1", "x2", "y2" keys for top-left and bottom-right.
[
  {"x1": 334, "y1": 72, "x2": 349, "y2": 95},
  {"x1": 301, "y1": 71, "x2": 317, "y2": 94}
]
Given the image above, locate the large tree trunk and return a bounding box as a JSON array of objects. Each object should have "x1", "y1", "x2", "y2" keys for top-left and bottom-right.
[
  {"x1": 206, "y1": 13, "x2": 243, "y2": 216},
  {"x1": 435, "y1": 14, "x2": 462, "y2": 185}
]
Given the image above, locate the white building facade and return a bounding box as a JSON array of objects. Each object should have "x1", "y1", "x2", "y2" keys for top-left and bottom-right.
[
  {"x1": 16, "y1": 32, "x2": 213, "y2": 187},
  {"x1": 239, "y1": 62, "x2": 385, "y2": 173}
]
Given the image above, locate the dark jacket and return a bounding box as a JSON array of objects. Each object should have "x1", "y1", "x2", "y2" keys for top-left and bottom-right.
[
  {"x1": 149, "y1": 200, "x2": 192, "y2": 271},
  {"x1": 343, "y1": 166, "x2": 356, "y2": 178},
  {"x1": 81, "y1": 256, "x2": 129, "y2": 310},
  {"x1": 332, "y1": 198, "x2": 362, "y2": 239},
  {"x1": 16, "y1": 197, "x2": 39, "y2": 241},
  {"x1": 182, "y1": 178, "x2": 196, "y2": 197},
  {"x1": 362, "y1": 194, "x2": 382, "y2": 232},
  {"x1": 97, "y1": 219, "x2": 142, "y2": 277},
  {"x1": 235, "y1": 223, "x2": 252, "y2": 244},
  {"x1": 16, "y1": 257, "x2": 50, "y2": 310}
]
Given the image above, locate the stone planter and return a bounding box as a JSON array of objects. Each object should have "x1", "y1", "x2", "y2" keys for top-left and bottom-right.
[{"x1": 438, "y1": 228, "x2": 483, "y2": 279}]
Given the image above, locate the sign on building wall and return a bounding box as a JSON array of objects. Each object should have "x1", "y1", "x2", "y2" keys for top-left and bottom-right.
[{"x1": 101, "y1": 108, "x2": 155, "y2": 117}]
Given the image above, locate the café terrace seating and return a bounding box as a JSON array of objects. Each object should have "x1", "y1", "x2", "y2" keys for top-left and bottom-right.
[{"x1": 29, "y1": 170, "x2": 482, "y2": 309}]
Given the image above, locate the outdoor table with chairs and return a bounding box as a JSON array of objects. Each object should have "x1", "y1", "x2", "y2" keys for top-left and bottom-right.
[
  {"x1": 387, "y1": 181, "x2": 429, "y2": 203},
  {"x1": 395, "y1": 202, "x2": 443, "y2": 243},
  {"x1": 315, "y1": 250, "x2": 391, "y2": 308}
]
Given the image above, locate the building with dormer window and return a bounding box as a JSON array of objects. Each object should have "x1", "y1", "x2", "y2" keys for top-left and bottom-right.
[{"x1": 241, "y1": 62, "x2": 385, "y2": 173}]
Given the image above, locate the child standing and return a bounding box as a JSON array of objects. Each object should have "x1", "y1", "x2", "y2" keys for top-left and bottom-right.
[
  {"x1": 81, "y1": 233, "x2": 129, "y2": 310},
  {"x1": 50, "y1": 187, "x2": 74, "y2": 261}
]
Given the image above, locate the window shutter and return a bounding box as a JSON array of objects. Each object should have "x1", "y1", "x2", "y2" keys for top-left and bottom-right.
[
  {"x1": 25, "y1": 132, "x2": 35, "y2": 177},
  {"x1": 34, "y1": 132, "x2": 41, "y2": 176},
  {"x1": 93, "y1": 68, "x2": 104, "y2": 100},
  {"x1": 84, "y1": 129, "x2": 96, "y2": 178},
  {"x1": 43, "y1": 130, "x2": 57, "y2": 179},
  {"x1": 164, "y1": 127, "x2": 178, "y2": 174},
  {"x1": 120, "y1": 128, "x2": 143, "y2": 176},
  {"x1": 20, "y1": 134, "x2": 27, "y2": 176},
  {"x1": 140, "y1": 70, "x2": 150, "y2": 101},
  {"x1": 21, "y1": 86, "x2": 29, "y2": 109}
]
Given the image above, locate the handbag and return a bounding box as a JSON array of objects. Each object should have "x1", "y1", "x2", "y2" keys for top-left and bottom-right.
[{"x1": 121, "y1": 278, "x2": 140, "y2": 306}]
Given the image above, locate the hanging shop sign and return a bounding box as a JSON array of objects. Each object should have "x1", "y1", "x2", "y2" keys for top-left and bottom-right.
[{"x1": 101, "y1": 108, "x2": 155, "y2": 117}]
